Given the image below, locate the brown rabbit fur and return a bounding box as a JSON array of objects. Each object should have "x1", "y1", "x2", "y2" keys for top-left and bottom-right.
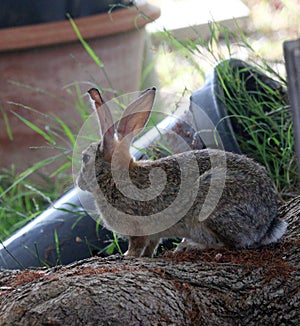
[{"x1": 77, "y1": 87, "x2": 287, "y2": 257}]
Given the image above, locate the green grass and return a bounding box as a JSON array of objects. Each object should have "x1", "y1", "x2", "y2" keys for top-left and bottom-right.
[
  {"x1": 214, "y1": 60, "x2": 297, "y2": 198},
  {"x1": 0, "y1": 165, "x2": 52, "y2": 240}
]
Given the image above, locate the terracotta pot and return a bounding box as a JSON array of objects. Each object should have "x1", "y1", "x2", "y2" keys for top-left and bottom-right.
[{"x1": 0, "y1": 2, "x2": 160, "y2": 172}]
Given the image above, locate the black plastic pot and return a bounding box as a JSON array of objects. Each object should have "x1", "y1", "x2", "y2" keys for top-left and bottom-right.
[
  {"x1": 0, "y1": 189, "x2": 127, "y2": 269},
  {"x1": 190, "y1": 60, "x2": 242, "y2": 153},
  {"x1": 0, "y1": 0, "x2": 130, "y2": 28},
  {"x1": 190, "y1": 58, "x2": 285, "y2": 154}
]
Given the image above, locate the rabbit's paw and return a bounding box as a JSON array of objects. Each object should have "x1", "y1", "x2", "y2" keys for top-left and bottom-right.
[{"x1": 174, "y1": 238, "x2": 207, "y2": 253}]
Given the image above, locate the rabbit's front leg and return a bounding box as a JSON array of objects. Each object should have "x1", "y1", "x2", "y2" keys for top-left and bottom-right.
[
  {"x1": 141, "y1": 236, "x2": 160, "y2": 257},
  {"x1": 125, "y1": 236, "x2": 148, "y2": 257}
]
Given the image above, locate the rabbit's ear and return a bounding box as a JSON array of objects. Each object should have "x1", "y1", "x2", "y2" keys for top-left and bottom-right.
[
  {"x1": 88, "y1": 88, "x2": 115, "y2": 157},
  {"x1": 116, "y1": 87, "x2": 156, "y2": 146}
]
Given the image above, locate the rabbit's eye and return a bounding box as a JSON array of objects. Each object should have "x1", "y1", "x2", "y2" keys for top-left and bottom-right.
[{"x1": 82, "y1": 154, "x2": 90, "y2": 164}]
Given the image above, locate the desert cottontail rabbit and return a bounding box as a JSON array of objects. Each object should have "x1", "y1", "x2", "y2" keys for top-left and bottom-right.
[{"x1": 77, "y1": 87, "x2": 287, "y2": 257}]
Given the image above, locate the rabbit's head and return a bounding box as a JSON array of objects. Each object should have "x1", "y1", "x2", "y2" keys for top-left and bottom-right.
[
  {"x1": 77, "y1": 87, "x2": 156, "y2": 192},
  {"x1": 76, "y1": 142, "x2": 99, "y2": 192}
]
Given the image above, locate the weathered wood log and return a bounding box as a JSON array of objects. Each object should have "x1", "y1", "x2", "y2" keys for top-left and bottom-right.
[{"x1": 0, "y1": 197, "x2": 299, "y2": 325}]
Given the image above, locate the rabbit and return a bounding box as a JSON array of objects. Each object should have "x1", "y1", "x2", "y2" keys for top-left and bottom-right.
[{"x1": 77, "y1": 87, "x2": 287, "y2": 257}]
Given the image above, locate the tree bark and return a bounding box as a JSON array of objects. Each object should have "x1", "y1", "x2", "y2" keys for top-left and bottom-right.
[{"x1": 0, "y1": 197, "x2": 299, "y2": 326}]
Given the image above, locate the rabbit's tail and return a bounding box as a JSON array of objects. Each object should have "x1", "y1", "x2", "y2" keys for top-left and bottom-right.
[{"x1": 260, "y1": 217, "x2": 288, "y2": 246}]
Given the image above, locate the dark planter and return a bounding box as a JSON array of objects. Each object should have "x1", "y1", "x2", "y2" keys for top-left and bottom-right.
[
  {"x1": 0, "y1": 0, "x2": 130, "y2": 28},
  {"x1": 0, "y1": 188, "x2": 128, "y2": 269},
  {"x1": 190, "y1": 58, "x2": 285, "y2": 154},
  {"x1": 190, "y1": 64, "x2": 242, "y2": 153}
]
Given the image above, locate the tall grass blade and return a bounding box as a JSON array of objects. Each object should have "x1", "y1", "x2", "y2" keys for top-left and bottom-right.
[
  {"x1": 54, "y1": 230, "x2": 62, "y2": 265},
  {"x1": 0, "y1": 154, "x2": 63, "y2": 199},
  {"x1": 11, "y1": 111, "x2": 56, "y2": 145},
  {"x1": 0, "y1": 240, "x2": 25, "y2": 270},
  {"x1": 67, "y1": 14, "x2": 103, "y2": 68},
  {"x1": 1, "y1": 107, "x2": 13, "y2": 141}
]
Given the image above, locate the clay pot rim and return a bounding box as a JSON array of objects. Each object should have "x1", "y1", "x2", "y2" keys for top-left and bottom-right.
[{"x1": 0, "y1": 2, "x2": 160, "y2": 52}]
